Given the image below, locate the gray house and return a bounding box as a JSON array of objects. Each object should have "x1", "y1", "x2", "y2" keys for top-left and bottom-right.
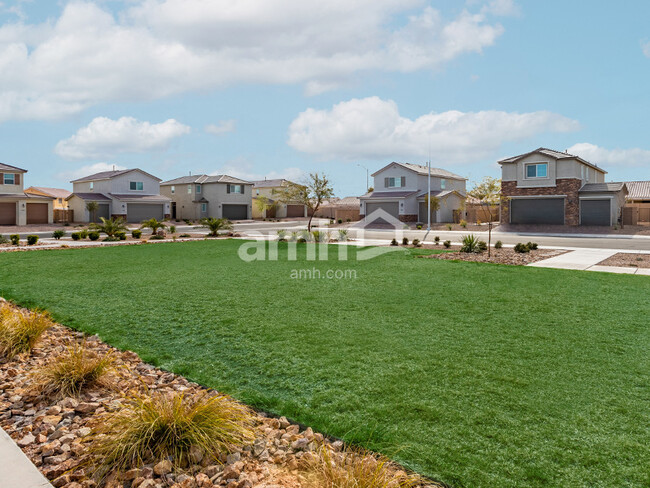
[
  {"x1": 499, "y1": 148, "x2": 627, "y2": 226},
  {"x1": 0, "y1": 162, "x2": 53, "y2": 225},
  {"x1": 359, "y1": 162, "x2": 466, "y2": 223},
  {"x1": 160, "y1": 175, "x2": 253, "y2": 221},
  {"x1": 67, "y1": 168, "x2": 171, "y2": 223}
]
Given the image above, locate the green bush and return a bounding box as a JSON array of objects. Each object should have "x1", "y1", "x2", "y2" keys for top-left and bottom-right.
[
  {"x1": 402, "y1": 237, "x2": 409, "y2": 245},
  {"x1": 169, "y1": 225, "x2": 176, "y2": 234},
  {"x1": 390, "y1": 238, "x2": 398, "y2": 246},
  {"x1": 527, "y1": 242, "x2": 538, "y2": 250},
  {"x1": 434, "y1": 236, "x2": 440, "y2": 244},
  {"x1": 183, "y1": 219, "x2": 192, "y2": 225},
  {"x1": 460, "y1": 219, "x2": 468, "y2": 228},
  {"x1": 494, "y1": 240, "x2": 503, "y2": 249},
  {"x1": 460, "y1": 234, "x2": 481, "y2": 253},
  {"x1": 416, "y1": 224, "x2": 422, "y2": 230},
  {"x1": 52, "y1": 230, "x2": 65, "y2": 240},
  {"x1": 277, "y1": 230, "x2": 287, "y2": 242},
  {"x1": 412, "y1": 239, "x2": 421, "y2": 247},
  {"x1": 346, "y1": 218, "x2": 351, "y2": 222},
  {"x1": 88, "y1": 231, "x2": 100, "y2": 241},
  {"x1": 71, "y1": 232, "x2": 81, "y2": 241},
  {"x1": 337, "y1": 219, "x2": 343, "y2": 224},
  {"x1": 79, "y1": 229, "x2": 89, "y2": 239},
  {"x1": 10, "y1": 234, "x2": 19, "y2": 246},
  {"x1": 131, "y1": 229, "x2": 142, "y2": 239},
  {"x1": 338, "y1": 229, "x2": 348, "y2": 242},
  {"x1": 149, "y1": 234, "x2": 164, "y2": 240},
  {"x1": 27, "y1": 235, "x2": 39, "y2": 246},
  {"x1": 0, "y1": 234, "x2": 7, "y2": 244},
  {"x1": 443, "y1": 240, "x2": 451, "y2": 248},
  {"x1": 116, "y1": 232, "x2": 127, "y2": 241},
  {"x1": 446, "y1": 223, "x2": 453, "y2": 230},
  {"x1": 514, "y1": 243, "x2": 530, "y2": 253},
  {"x1": 179, "y1": 233, "x2": 191, "y2": 238},
  {"x1": 478, "y1": 240, "x2": 488, "y2": 252}
]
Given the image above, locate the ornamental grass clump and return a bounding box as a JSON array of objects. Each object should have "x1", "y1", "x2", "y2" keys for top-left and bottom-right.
[
  {"x1": 88, "y1": 391, "x2": 255, "y2": 478},
  {"x1": 32, "y1": 343, "x2": 116, "y2": 398},
  {"x1": 0, "y1": 306, "x2": 52, "y2": 359},
  {"x1": 301, "y1": 445, "x2": 420, "y2": 488}
]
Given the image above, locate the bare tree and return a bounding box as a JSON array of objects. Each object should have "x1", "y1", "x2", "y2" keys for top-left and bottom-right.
[
  {"x1": 276, "y1": 173, "x2": 334, "y2": 232},
  {"x1": 468, "y1": 177, "x2": 501, "y2": 257}
]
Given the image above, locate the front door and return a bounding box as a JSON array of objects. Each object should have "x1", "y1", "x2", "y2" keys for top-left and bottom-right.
[{"x1": 171, "y1": 202, "x2": 177, "y2": 219}]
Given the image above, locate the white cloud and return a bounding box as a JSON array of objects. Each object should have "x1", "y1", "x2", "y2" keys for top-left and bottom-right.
[
  {"x1": 642, "y1": 40, "x2": 650, "y2": 58},
  {"x1": 0, "y1": 1, "x2": 511, "y2": 121},
  {"x1": 205, "y1": 120, "x2": 235, "y2": 135},
  {"x1": 567, "y1": 143, "x2": 650, "y2": 167},
  {"x1": 55, "y1": 162, "x2": 128, "y2": 182},
  {"x1": 54, "y1": 116, "x2": 190, "y2": 160},
  {"x1": 210, "y1": 158, "x2": 304, "y2": 182},
  {"x1": 288, "y1": 96, "x2": 579, "y2": 163}
]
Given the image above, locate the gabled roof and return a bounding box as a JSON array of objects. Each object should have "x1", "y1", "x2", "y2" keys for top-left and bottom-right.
[
  {"x1": 160, "y1": 174, "x2": 253, "y2": 185},
  {"x1": 67, "y1": 192, "x2": 112, "y2": 201},
  {"x1": 251, "y1": 178, "x2": 302, "y2": 188},
  {"x1": 579, "y1": 182, "x2": 627, "y2": 193},
  {"x1": 25, "y1": 187, "x2": 72, "y2": 199},
  {"x1": 498, "y1": 147, "x2": 606, "y2": 174},
  {"x1": 109, "y1": 193, "x2": 171, "y2": 202},
  {"x1": 416, "y1": 189, "x2": 465, "y2": 199},
  {"x1": 625, "y1": 181, "x2": 650, "y2": 200},
  {"x1": 360, "y1": 190, "x2": 419, "y2": 199},
  {"x1": 0, "y1": 162, "x2": 27, "y2": 173},
  {"x1": 71, "y1": 168, "x2": 161, "y2": 183},
  {"x1": 371, "y1": 162, "x2": 466, "y2": 180}
]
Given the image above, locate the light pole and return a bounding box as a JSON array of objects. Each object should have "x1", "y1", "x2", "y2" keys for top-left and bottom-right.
[
  {"x1": 427, "y1": 160, "x2": 431, "y2": 231},
  {"x1": 357, "y1": 163, "x2": 369, "y2": 192}
]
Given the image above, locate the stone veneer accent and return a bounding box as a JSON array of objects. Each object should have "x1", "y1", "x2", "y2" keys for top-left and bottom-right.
[{"x1": 501, "y1": 179, "x2": 582, "y2": 226}]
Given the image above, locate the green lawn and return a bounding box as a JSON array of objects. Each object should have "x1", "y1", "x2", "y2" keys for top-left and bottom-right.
[{"x1": 0, "y1": 240, "x2": 648, "y2": 487}]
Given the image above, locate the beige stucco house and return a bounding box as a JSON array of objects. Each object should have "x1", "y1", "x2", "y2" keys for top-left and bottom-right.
[
  {"x1": 0, "y1": 163, "x2": 53, "y2": 226},
  {"x1": 25, "y1": 187, "x2": 72, "y2": 210},
  {"x1": 251, "y1": 179, "x2": 307, "y2": 219},
  {"x1": 160, "y1": 175, "x2": 253, "y2": 221}
]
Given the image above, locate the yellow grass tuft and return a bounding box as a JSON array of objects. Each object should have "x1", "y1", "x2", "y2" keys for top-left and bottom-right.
[
  {"x1": 301, "y1": 445, "x2": 421, "y2": 488},
  {"x1": 0, "y1": 305, "x2": 52, "y2": 358},
  {"x1": 87, "y1": 390, "x2": 255, "y2": 478},
  {"x1": 32, "y1": 342, "x2": 116, "y2": 397}
]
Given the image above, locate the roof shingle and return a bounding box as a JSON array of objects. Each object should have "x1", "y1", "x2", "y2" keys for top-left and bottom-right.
[{"x1": 625, "y1": 181, "x2": 650, "y2": 200}]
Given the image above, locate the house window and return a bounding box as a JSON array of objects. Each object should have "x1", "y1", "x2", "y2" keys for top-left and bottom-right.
[
  {"x1": 3, "y1": 174, "x2": 15, "y2": 185},
  {"x1": 57, "y1": 198, "x2": 63, "y2": 204},
  {"x1": 130, "y1": 181, "x2": 144, "y2": 191},
  {"x1": 227, "y1": 184, "x2": 244, "y2": 194},
  {"x1": 525, "y1": 163, "x2": 548, "y2": 179},
  {"x1": 256, "y1": 189, "x2": 259, "y2": 195},
  {"x1": 196, "y1": 184, "x2": 202, "y2": 194},
  {"x1": 201, "y1": 203, "x2": 207, "y2": 212},
  {"x1": 188, "y1": 185, "x2": 192, "y2": 194},
  {"x1": 89, "y1": 182, "x2": 94, "y2": 191},
  {"x1": 171, "y1": 185, "x2": 175, "y2": 194},
  {"x1": 440, "y1": 179, "x2": 446, "y2": 189},
  {"x1": 385, "y1": 177, "x2": 405, "y2": 188}
]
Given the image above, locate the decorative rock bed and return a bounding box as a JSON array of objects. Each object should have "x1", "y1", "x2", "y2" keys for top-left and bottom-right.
[{"x1": 424, "y1": 248, "x2": 567, "y2": 266}]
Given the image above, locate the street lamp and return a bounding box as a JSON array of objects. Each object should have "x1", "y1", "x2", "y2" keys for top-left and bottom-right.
[{"x1": 357, "y1": 164, "x2": 369, "y2": 192}]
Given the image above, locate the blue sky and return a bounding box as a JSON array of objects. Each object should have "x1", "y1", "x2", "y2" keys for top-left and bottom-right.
[{"x1": 1, "y1": 0, "x2": 649, "y2": 196}]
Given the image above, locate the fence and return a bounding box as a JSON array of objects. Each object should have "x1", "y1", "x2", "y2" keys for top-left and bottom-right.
[
  {"x1": 623, "y1": 204, "x2": 650, "y2": 226},
  {"x1": 465, "y1": 204, "x2": 500, "y2": 224},
  {"x1": 53, "y1": 209, "x2": 74, "y2": 223}
]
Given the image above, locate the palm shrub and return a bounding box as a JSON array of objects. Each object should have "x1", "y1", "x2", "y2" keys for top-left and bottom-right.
[
  {"x1": 338, "y1": 229, "x2": 349, "y2": 242},
  {"x1": 200, "y1": 217, "x2": 233, "y2": 237},
  {"x1": 460, "y1": 234, "x2": 482, "y2": 253},
  {"x1": 91, "y1": 217, "x2": 128, "y2": 238},
  {"x1": 32, "y1": 343, "x2": 116, "y2": 398},
  {"x1": 0, "y1": 306, "x2": 52, "y2": 359},
  {"x1": 87, "y1": 391, "x2": 254, "y2": 479},
  {"x1": 52, "y1": 230, "x2": 65, "y2": 240},
  {"x1": 277, "y1": 230, "x2": 288, "y2": 242},
  {"x1": 141, "y1": 218, "x2": 166, "y2": 236}
]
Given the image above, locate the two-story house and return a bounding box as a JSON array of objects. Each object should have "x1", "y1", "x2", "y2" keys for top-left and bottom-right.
[
  {"x1": 359, "y1": 162, "x2": 466, "y2": 223},
  {"x1": 251, "y1": 179, "x2": 307, "y2": 219},
  {"x1": 499, "y1": 148, "x2": 627, "y2": 226},
  {"x1": 0, "y1": 163, "x2": 53, "y2": 226},
  {"x1": 160, "y1": 175, "x2": 253, "y2": 221},
  {"x1": 67, "y1": 168, "x2": 171, "y2": 223}
]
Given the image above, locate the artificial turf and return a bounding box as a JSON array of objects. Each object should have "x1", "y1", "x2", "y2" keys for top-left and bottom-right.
[{"x1": 0, "y1": 240, "x2": 648, "y2": 487}]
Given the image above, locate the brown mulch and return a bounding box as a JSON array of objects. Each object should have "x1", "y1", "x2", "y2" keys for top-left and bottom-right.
[
  {"x1": 424, "y1": 247, "x2": 567, "y2": 266},
  {"x1": 597, "y1": 253, "x2": 650, "y2": 268}
]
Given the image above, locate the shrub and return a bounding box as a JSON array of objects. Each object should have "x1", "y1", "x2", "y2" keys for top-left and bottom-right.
[
  {"x1": 27, "y1": 235, "x2": 39, "y2": 246},
  {"x1": 0, "y1": 234, "x2": 7, "y2": 244},
  {"x1": 412, "y1": 239, "x2": 421, "y2": 247},
  {"x1": 52, "y1": 230, "x2": 65, "y2": 240},
  {"x1": 476, "y1": 219, "x2": 482, "y2": 226},
  {"x1": 277, "y1": 230, "x2": 288, "y2": 242},
  {"x1": 169, "y1": 225, "x2": 176, "y2": 234},
  {"x1": 149, "y1": 234, "x2": 164, "y2": 240},
  {"x1": 0, "y1": 306, "x2": 52, "y2": 359},
  {"x1": 79, "y1": 229, "x2": 89, "y2": 239},
  {"x1": 390, "y1": 238, "x2": 398, "y2": 246},
  {"x1": 71, "y1": 232, "x2": 81, "y2": 241},
  {"x1": 131, "y1": 229, "x2": 142, "y2": 239},
  {"x1": 10, "y1": 234, "x2": 19, "y2": 246},
  {"x1": 87, "y1": 391, "x2": 254, "y2": 478},
  {"x1": 443, "y1": 240, "x2": 451, "y2": 248},
  {"x1": 116, "y1": 231, "x2": 127, "y2": 241},
  {"x1": 32, "y1": 343, "x2": 116, "y2": 398},
  {"x1": 416, "y1": 224, "x2": 422, "y2": 230},
  {"x1": 460, "y1": 234, "x2": 481, "y2": 253},
  {"x1": 313, "y1": 230, "x2": 330, "y2": 243},
  {"x1": 337, "y1": 219, "x2": 343, "y2": 224},
  {"x1": 527, "y1": 241, "x2": 539, "y2": 250},
  {"x1": 460, "y1": 219, "x2": 468, "y2": 228},
  {"x1": 478, "y1": 240, "x2": 488, "y2": 252},
  {"x1": 446, "y1": 223, "x2": 453, "y2": 230},
  {"x1": 300, "y1": 445, "x2": 420, "y2": 488},
  {"x1": 346, "y1": 218, "x2": 351, "y2": 222},
  {"x1": 330, "y1": 219, "x2": 334, "y2": 225},
  {"x1": 494, "y1": 240, "x2": 503, "y2": 249},
  {"x1": 338, "y1": 229, "x2": 348, "y2": 242},
  {"x1": 179, "y1": 234, "x2": 191, "y2": 238},
  {"x1": 88, "y1": 231, "x2": 100, "y2": 241},
  {"x1": 434, "y1": 236, "x2": 440, "y2": 244},
  {"x1": 514, "y1": 242, "x2": 530, "y2": 253},
  {"x1": 402, "y1": 237, "x2": 409, "y2": 246}
]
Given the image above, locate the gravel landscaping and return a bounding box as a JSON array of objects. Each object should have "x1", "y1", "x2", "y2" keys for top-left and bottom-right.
[
  {"x1": 597, "y1": 252, "x2": 650, "y2": 268},
  {"x1": 424, "y1": 247, "x2": 567, "y2": 265},
  {"x1": 0, "y1": 299, "x2": 437, "y2": 488}
]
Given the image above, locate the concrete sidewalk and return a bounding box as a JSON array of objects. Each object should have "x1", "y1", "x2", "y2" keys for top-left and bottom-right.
[
  {"x1": 0, "y1": 427, "x2": 53, "y2": 488},
  {"x1": 529, "y1": 249, "x2": 650, "y2": 275}
]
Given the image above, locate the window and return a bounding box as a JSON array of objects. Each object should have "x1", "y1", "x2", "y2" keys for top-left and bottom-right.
[
  {"x1": 201, "y1": 203, "x2": 207, "y2": 212},
  {"x1": 171, "y1": 185, "x2": 175, "y2": 194},
  {"x1": 57, "y1": 198, "x2": 63, "y2": 204},
  {"x1": 3, "y1": 173, "x2": 15, "y2": 185},
  {"x1": 384, "y1": 176, "x2": 406, "y2": 188},
  {"x1": 188, "y1": 185, "x2": 192, "y2": 194},
  {"x1": 440, "y1": 179, "x2": 446, "y2": 189},
  {"x1": 196, "y1": 184, "x2": 202, "y2": 194},
  {"x1": 130, "y1": 181, "x2": 144, "y2": 191},
  {"x1": 525, "y1": 163, "x2": 548, "y2": 178},
  {"x1": 227, "y1": 184, "x2": 244, "y2": 194},
  {"x1": 89, "y1": 182, "x2": 94, "y2": 191},
  {"x1": 256, "y1": 189, "x2": 259, "y2": 195}
]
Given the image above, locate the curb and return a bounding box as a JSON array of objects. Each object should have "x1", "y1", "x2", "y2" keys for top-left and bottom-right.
[{"x1": 0, "y1": 427, "x2": 53, "y2": 488}]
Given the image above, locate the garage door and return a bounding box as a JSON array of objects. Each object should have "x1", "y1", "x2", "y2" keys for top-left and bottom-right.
[
  {"x1": 26, "y1": 203, "x2": 48, "y2": 224},
  {"x1": 418, "y1": 202, "x2": 437, "y2": 223},
  {"x1": 580, "y1": 199, "x2": 611, "y2": 226},
  {"x1": 0, "y1": 202, "x2": 16, "y2": 225},
  {"x1": 127, "y1": 203, "x2": 163, "y2": 223},
  {"x1": 93, "y1": 204, "x2": 110, "y2": 223},
  {"x1": 223, "y1": 204, "x2": 248, "y2": 220},
  {"x1": 286, "y1": 205, "x2": 304, "y2": 218},
  {"x1": 510, "y1": 198, "x2": 564, "y2": 225},
  {"x1": 365, "y1": 202, "x2": 399, "y2": 224}
]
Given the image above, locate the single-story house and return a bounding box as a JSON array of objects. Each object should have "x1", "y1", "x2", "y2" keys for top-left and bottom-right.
[
  {"x1": 622, "y1": 181, "x2": 650, "y2": 225},
  {"x1": 251, "y1": 179, "x2": 307, "y2": 219}
]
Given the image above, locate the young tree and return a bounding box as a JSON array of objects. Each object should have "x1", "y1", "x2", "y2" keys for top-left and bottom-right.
[
  {"x1": 254, "y1": 196, "x2": 276, "y2": 219},
  {"x1": 200, "y1": 217, "x2": 233, "y2": 237},
  {"x1": 468, "y1": 177, "x2": 501, "y2": 257},
  {"x1": 85, "y1": 201, "x2": 99, "y2": 223},
  {"x1": 422, "y1": 194, "x2": 441, "y2": 225},
  {"x1": 140, "y1": 218, "x2": 167, "y2": 236},
  {"x1": 276, "y1": 173, "x2": 334, "y2": 231}
]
